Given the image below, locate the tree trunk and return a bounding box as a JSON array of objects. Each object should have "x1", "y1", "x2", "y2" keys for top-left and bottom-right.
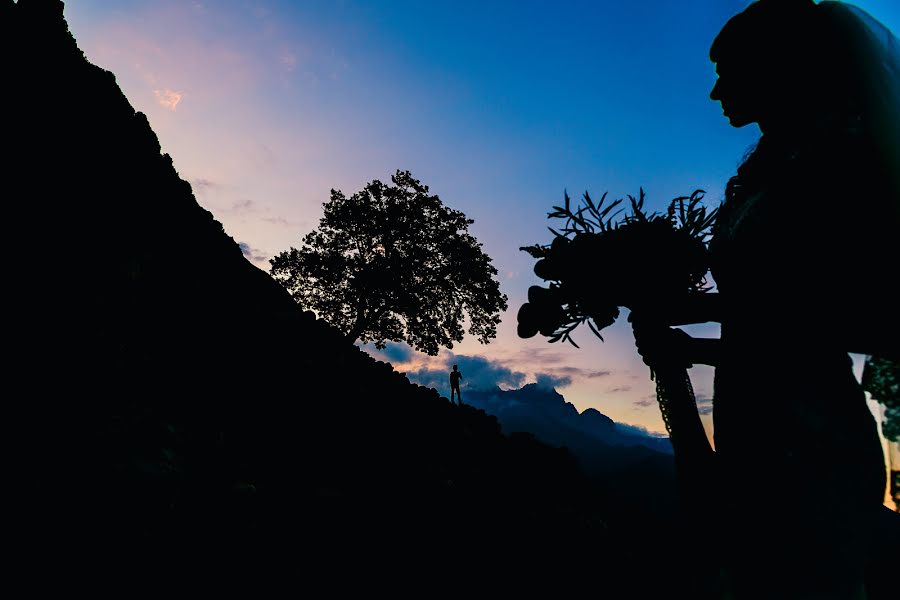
[{"x1": 347, "y1": 299, "x2": 368, "y2": 344}]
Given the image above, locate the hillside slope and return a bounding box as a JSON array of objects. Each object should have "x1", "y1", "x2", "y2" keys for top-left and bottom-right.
[{"x1": 4, "y1": 1, "x2": 703, "y2": 592}]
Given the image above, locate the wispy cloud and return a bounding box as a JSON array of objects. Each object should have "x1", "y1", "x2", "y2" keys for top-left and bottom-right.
[
  {"x1": 206, "y1": 198, "x2": 300, "y2": 229},
  {"x1": 154, "y1": 88, "x2": 183, "y2": 110},
  {"x1": 261, "y1": 215, "x2": 298, "y2": 228},
  {"x1": 238, "y1": 241, "x2": 269, "y2": 265},
  {"x1": 361, "y1": 342, "x2": 415, "y2": 365},
  {"x1": 528, "y1": 366, "x2": 610, "y2": 386},
  {"x1": 633, "y1": 395, "x2": 656, "y2": 409},
  {"x1": 606, "y1": 386, "x2": 632, "y2": 394},
  {"x1": 587, "y1": 370, "x2": 612, "y2": 378},
  {"x1": 503, "y1": 349, "x2": 612, "y2": 381},
  {"x1": 231, "y1": 199, "x2": 255, "y2": 213},
  {"x1": 535, "y1": 373, "x2": 571, "y2": 389},
  {"x1": 191, "y1": 178, "x2": 222, "y2": 194},
  {"x1": 509, "y1": 348, "x2": 568, "y2": 365},
  {"x1": 695, "y1": 394, "x2": 714, "y2": 416},
  {"x1": 632, "y1": 393, "x2": 713, "y2": 417}
]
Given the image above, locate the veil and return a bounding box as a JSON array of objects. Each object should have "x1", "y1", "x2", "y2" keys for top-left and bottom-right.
[
  {"x1": 820, "y1": 1, "x2": 900, "y2": 220},
  {"x1": 821, "y1": 3, "x2": 900, "y2": 446},
  {"x1": 815, "y1": 2, "x2": 900, "y2": 360}
]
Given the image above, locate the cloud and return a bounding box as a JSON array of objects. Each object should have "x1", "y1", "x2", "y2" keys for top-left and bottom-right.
[
  {"x1": 632, "y1": 396, "x2": 656, "y2": 408},
  {"x1": 406, "y1": 353, "x2": 526, "y2": 394},
  {"x1": 381, "y1": 343, "x2": 415, "y2": 364},
  {"x1": 504, "y1": 351, "x2": 612, "y2": 383},
  {"x1": 510, "y1": 348, "x2": 567, "y2": 365},
  {"x1": 223, "y1": 199, "x2": 253, "y2": 213},
  {"x1": 695, "y1": 394, "x2": 714, "y2": 416},
  {"x1": 449, "y1": 354, "x2": 527, "y2": 391},
  {"x1": 154, "y1": 88, "x2": 184, "y2": 110},
  {"x1": 262, "y1": 215, "x2": 297, "y2": 228},
  {"x1": 587, "y1": 370, "x2": 612, "y2": 378},
  {"x1": 535, "y1": 373, "x2": 572, "y2": 389},
  {"x1": 632, "y1": 393, "x2": 713, "y2": 416},
  {"x1": 616, "y1": 422, "x2": 668, "y2": 439},
  {"x1": 605, "y1": 386, "x2": 632, "y2": 394},
  {"x1": 358, "y1": 345, "x2": 615, "y2": 396},
  {"x1": 361, "y1": 342, "x2": 415, "y2": 365},
  {"x1": 535, "y1": 366, "x2": 611, "y2": 384},
  {"x1": 191, "y1": 178, "x2": 221, "y2": 194},
  {"x1": 238, "y1": 241, "x2": 268, "y2": 265},
  {"x1": 214, "y1": 198, "x2": 299, "y2": 228}
]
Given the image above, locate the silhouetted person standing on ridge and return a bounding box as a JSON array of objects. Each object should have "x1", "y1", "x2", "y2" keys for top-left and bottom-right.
[
  {"x1": 631, "y1": 1, "x2": 900, "y2": 598},
  {"x1": 450, "y1": 364, "x2": 463, "y2": 406}
]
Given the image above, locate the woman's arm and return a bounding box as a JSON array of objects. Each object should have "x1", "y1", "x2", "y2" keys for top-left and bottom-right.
[
  {"x1": 679, "y1": 292, "x2": 722, "y2": 325},
  {"x1": 632, "y1": 323, "x2": 722, "y2": 368},
  {"x1": 686, "y1": 337, "x2": 722, "y2": 367},
  {"x1": 630, "y1": 292, "x2": 722, "y2": 327}
]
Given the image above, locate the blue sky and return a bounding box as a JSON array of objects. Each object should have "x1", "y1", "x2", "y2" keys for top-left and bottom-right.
[{"x1": 64, "y1": 0, "x2": 899, "y2": 433}]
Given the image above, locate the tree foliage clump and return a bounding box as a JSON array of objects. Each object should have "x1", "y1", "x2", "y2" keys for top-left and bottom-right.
[
  {"x1": 863, "y1": 356, "x2": 900, "y2": 441},
  {"x1": 271, "y1": 170, "x2": 508, "y2": 356}
]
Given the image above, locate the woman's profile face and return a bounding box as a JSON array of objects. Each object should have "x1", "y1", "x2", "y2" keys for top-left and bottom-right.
[{"x1": 710, "y1": 60, "x2": 763, "y2": 128}]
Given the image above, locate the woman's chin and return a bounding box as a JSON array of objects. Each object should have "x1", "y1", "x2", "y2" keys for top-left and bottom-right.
[
  {"x1": 726, "y1": 114, "x2": 754, "y2": 128},
  {"x1": 719, "y1": 105, "x2": 755, "y2": 128}
]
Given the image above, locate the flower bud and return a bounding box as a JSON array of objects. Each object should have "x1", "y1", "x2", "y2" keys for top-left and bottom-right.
[
  {"x1": 527, "y1": 285, "x2": 556, "y2": 305},
  {"x1": 533, "y1": 258, "x2": 559, "y2": 280},
  {"x1": 516, "y1": 303, "x2": 540, "y2": 338}
]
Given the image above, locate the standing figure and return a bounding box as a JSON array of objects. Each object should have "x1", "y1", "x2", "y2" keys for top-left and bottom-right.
[
  {"x1": 631, "y1": 1, "x2": 900, "y2": 598},
  {"x1": 450, "y1": 364, "x2": 463, "y2": 406}
]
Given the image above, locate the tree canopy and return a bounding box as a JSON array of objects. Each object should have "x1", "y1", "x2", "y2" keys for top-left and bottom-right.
[{"x1": 270, "y1": 170, "x2": 508, "y2": 355}]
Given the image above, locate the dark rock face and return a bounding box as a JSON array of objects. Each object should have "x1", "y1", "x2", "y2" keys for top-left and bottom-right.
[{"x1": 5, "y1": 2, "x2": 691, "y2": 592}]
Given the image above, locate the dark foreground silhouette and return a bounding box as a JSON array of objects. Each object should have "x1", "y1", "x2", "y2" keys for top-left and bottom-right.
[
  {"x1": 629, "y1": 2, "x2": 900, "y2": 599},
  {"x1": 512, "y1": 1, "x2": 899, "y2": 598},
  {"x1": 4, "y1": 1, "x2": 706, "y2": 593}
]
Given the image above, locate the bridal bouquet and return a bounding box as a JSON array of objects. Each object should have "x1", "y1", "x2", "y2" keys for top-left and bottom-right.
[{"x1": 517, "y1": 189, "x2": 717, "y2": 346}]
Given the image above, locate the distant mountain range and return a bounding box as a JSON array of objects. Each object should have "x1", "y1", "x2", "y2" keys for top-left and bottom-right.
[
  {"x1": 465, "y1": 383, "x2": 673, "y2": 460},
  {"x1": 454, "y1": 383, "x2": 681, "y2": 558}
]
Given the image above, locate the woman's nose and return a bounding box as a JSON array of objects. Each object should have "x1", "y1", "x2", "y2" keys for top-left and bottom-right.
[{"x1": 710, "y1": 79, "x2": 721, "y2": 101}]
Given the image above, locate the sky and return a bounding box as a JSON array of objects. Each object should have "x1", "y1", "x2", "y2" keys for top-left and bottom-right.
[{"x1": 64, "y1": 0, "x2": 899, "y2": 436}]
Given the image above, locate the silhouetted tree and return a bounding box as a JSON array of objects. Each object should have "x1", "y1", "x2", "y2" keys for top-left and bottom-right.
[{"x1": 270, "y1": 170, "x2": 508, "y2": 355}]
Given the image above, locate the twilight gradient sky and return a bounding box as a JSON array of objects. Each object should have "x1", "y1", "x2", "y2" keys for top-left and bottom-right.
[{"x1": 65, "y1": 0, "x2": 898, "y2": 435}]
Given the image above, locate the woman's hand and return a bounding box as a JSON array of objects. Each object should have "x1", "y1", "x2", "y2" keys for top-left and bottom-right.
[
  {"x1": 630, "y1": 314, "x2": 722, "y2": 368},
  {"x1": 631, "y1": 320, "x2": 696, "y2": 370}
]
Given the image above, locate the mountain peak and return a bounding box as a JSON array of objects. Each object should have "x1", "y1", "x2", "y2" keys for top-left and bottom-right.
[{"x1": 464, "y1": 384, "x2": 672, "y2": 457}]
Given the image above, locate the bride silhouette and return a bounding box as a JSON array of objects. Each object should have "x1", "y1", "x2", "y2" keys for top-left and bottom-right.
[{"x1": 632, "y1": 1, "x2": 900, "y2": 598}]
